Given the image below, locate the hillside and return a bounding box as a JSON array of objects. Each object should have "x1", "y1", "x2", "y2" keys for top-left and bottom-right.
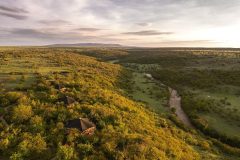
[{"x1": 0, "y1": 48, "x2": 239, "y2": 160}]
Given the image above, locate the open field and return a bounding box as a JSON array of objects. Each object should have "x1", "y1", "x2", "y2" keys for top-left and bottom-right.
[
  {"x1": 0, "y1": 48, "x2": 71, "y2": 92},
  {"x1": 192, "y1": 88, "x2": 240, "y2": 140},
  {"x1": 128, "y1": 72, "x2": 169, "y2": 113},
  {"x1": 200, "y1": 113, "x2": 240, "y2": 139}
]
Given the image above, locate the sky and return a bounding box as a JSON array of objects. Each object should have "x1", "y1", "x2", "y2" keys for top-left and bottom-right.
[{"x1": 0, "y1": 0, "x2": 240, "y2": 47}]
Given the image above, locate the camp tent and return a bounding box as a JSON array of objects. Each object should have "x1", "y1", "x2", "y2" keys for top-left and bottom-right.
[
  {"x1": 59, "y1": 71, "x2": 70, "y2": 76},
  {"x1": 60, "y1": 96, "x2": 76, "y2": 106},
  {"x1": 65, "y1": 118, "x2": 96, "y2": 135},
  {"x1": 54, "y1": 84, "x2": 67, "y2": 92}
]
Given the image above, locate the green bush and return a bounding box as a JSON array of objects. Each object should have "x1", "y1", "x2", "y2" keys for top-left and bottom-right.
[{"x1": 12, "y1": 105, "x2": 33, "y2": 122}]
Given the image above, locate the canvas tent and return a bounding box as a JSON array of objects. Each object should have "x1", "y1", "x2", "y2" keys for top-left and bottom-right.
[
  {"x1": 60, "y1": 96, "x2": 76, "y2": 106},
  {"x1": 65, "y1": 118, "x2": 96, "y2": 135},
  {"x1": 59, "y1": 71, "x2": 70, "y2": 75},
  {"x1": 54, "y1": 84, "x2": 67, "y2": 92}
]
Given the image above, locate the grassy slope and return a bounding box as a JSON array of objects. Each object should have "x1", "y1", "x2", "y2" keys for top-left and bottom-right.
[{"x1": 0, "y1": 48, "x2": 238, "y2": 159}]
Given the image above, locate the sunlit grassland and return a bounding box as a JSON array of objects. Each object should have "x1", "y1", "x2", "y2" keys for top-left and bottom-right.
[
  {"x1": 0, "y1": 50, "x2": 71, "y2": 91},
  {"x1": 128, "y1": 72, "x2": 169, "y2": 113}
]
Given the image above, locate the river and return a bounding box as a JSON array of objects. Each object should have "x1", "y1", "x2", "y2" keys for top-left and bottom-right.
[
  {"x1": 107, "y1": 59, "x2": 194, "y2": 128},
  {"x1": 168, "y1": 88, "x2": 194, "y2": 128}
]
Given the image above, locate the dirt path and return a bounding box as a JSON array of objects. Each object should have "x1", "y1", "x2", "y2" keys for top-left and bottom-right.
[{"x1": 168, "y1": 88, "x2": 194, "y2": 128}]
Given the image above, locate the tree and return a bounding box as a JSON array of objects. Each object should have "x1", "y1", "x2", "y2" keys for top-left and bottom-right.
[
  {"x1": 0, "y1": 138, "x2": 9, "y2": 150},
  {"x1": 10, "y1": 152, "x2": 24, "y2": 160},
  {"x1": 77, "y1": 143, "x2": 93, "y2": 156},
  {"x1": 56, "y1": 145, "x2": 75, "y2": 160},
  {"x1": 12, "y1": 105, "x2": 33, "y2": 122},
  {"x1": 18, "y1": 133, "x2": 47, "y2": 157},
  {"x1": 6, "y1": 92, "x2": 23, "y2": 103},
  {"x1": 30, "y1": 115, "x2": 44, "y2": 132}
]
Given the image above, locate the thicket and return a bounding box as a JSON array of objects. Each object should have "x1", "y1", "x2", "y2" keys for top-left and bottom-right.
[{"x1": 151, "y1": 69, "x2": 240, "y2": 90}]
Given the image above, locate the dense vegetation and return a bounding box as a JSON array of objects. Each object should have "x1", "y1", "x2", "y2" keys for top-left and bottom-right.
[
  {"x1": 0, "y1": 48, "x2": 240, "y2": 159},
  {"x1": 118, "y1": 48, "x2": 240, "y2": 152},
  {"x1": 73, "y1": 48, "x2": 129, "y2": 60}
]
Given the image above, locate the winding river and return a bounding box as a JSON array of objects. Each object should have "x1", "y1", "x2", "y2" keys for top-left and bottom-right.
[
  {"x1": 108, "y1": 60, "x2": 193, "y2": 128},
  {"x1": 145, "y1": 73, "x2": 194, "y2": 128},
  {"x1": 168, "y1": 88, "x2": 194, "y2": 128}
]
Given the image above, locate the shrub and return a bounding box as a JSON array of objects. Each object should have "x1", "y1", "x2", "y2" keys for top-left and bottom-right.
[
  {"x1": 10, "y1": 152, "x2": 23, "y2": 160},
  {"x1": 18, "y1": 133, "x2": 47, "y2": 157},
  {"x1": 12, "y1": 105, "x2": 33, "y2": 122},
  {"x1": 30, "y1": 115, "x2": 44, "y2": 132},
  {"x1": 77, "y1": 144, "x2": 93, "y2": 156},
  {"x1": 56, "y1": 145, "x2": 75, "y2": 160}
]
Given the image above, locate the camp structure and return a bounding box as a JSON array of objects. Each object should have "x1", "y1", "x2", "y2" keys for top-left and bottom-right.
[
  {"x1": 59, "y1": 71, "x2": 70, "y2": 76},
  {"x1": 54, "y1": 84, "x2": 67, "y2": 92},
  {"x1": 59, "y1": 95, "x2": 76, "y2": 106},
  {"x1": 65, "y1": 118, "x2": 96, "y2": 136}
]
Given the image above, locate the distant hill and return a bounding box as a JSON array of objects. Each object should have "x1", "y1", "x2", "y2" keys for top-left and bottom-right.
[{"x1": 46, "y1": 43, "x2": 124, "y2": 48}]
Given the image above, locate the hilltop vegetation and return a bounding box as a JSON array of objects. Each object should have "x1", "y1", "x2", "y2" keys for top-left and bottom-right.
[{"x1": 0, "y1": 48, "x2": 239, "y2": 159}]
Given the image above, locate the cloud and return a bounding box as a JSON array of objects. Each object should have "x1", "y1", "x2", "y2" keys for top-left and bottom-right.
[
  {"x1": 11, "y1": 28, "x2": 42, "y2": 35},
  {"x1": 0, "y1": 11, "x2": 27, "y2": 20},
  {"x1": 0, "y1": 0, "x2": 239, "y2": 47},
  {"x1": 122, "y1": 30, "x2": 173, "y2": 36},
  {"x1": 75, "y1": 28, "x2": 104, "y2": 32},
  {"x1": 136, "y1": 22, "x2": 152, "y2": 27},
  {"x1": 81, "y1": 2, "x2": 117, "y2": 20},
  {"x1": 0, "y1": 5, "x2": 28, "y2": 13},
  {"x1": 160, "y1": 40, "x2": 217, "y2": 44},
  {"x1": 133, "y1": 39, "x2": 222, "y2": 47},
  {"x1": 156, "y1": 40, "x2": 221, "y2": 47},
  {"x1": 0, "y1": 5, "x2": 28, "y2": 20},
  {"x1": 3, "y1": 27, "x2": 122, "y2": 44},
  {"x1": 10, "y1": 28, "x2": 52, "y2": 38},
  {"x1": 38, "y1": 19, "x2": 70, "y2": 25}
]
